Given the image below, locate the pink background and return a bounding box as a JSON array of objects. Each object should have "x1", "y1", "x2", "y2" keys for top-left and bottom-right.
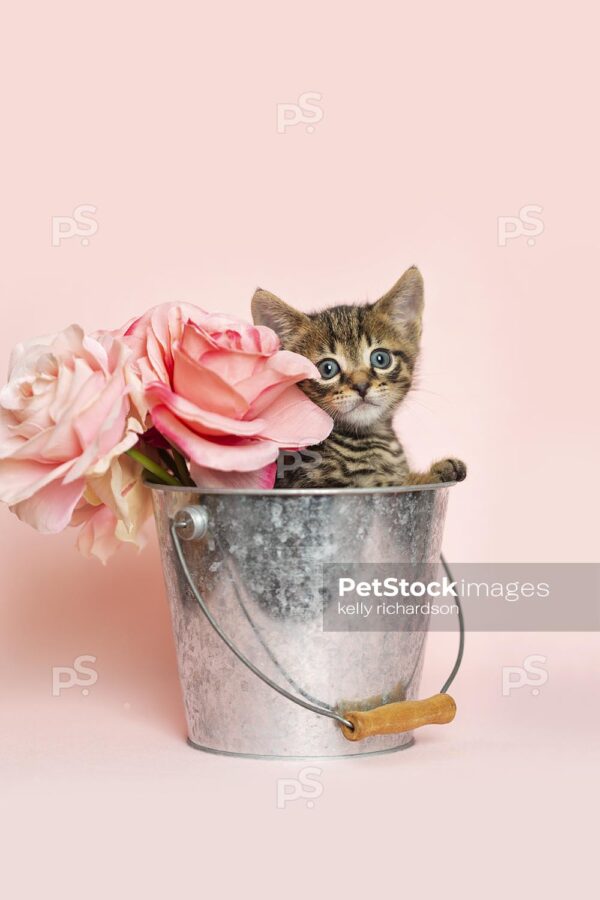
[{"x1": 0, "y1": 1, "x2": 598, "y2": 897}]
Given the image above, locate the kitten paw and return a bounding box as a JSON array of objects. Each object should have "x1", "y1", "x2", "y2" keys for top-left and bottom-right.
[{"x1": 430, "y1": 458, "x2": 467, "y2": 483}]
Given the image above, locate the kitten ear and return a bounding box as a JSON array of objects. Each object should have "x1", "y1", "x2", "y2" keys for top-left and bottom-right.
[
  {"x1": 374, "y1": 266, "x2": 424, "y2": 327},
  {"x1": 251, "y1": 288, "x2": 308, "y2": 340}
]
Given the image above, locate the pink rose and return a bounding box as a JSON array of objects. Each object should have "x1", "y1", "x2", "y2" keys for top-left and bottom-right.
[
  {"x1": 71, "y1": 454, "x2": 153, "y2": 564},
  {"x1": 124, "y1": 303, "x2": 332, "y2": 486},
  {"x1": 0, "y1": 325, "x2": 142, "y2": 534}
]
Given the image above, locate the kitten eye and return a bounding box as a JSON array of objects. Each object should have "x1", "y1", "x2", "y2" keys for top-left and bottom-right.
[
  {"x1": 317, "y1": 358, "x2": 340, "y2": 379},
  {"x1": 370, "y1": 349, "x2": 392, "y2": 369}
]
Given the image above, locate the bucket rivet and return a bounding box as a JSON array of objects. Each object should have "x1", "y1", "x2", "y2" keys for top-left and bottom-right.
[{"x1": 173, "y1": 506, "x2": 209, "y2": 541}]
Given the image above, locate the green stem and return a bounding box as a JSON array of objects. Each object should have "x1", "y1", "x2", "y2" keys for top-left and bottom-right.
[
  {"x1": 127, "y1": 448, "x2": 181, "y2": 486},
  {"x1": 170, "y1": 445, "x2": 195, "y2": 486},
  {"x1": 158, "y1": 448, "x2": 177, "y2": 474}
]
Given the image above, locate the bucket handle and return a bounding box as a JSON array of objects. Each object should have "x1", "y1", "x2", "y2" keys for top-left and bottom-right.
[
  {"x1": 170, "y1": 513, "x2": 354, "y2": 731},
  {"x1": 170, "y1": 507, "x2": 464, "y2": 740}
]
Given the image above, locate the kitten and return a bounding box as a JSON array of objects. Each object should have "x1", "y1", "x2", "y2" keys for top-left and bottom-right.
[{"x1": 251, "y1": 266, "x2": 467, "y2": 489}]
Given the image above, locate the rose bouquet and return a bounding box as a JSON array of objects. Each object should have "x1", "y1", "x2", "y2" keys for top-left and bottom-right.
[{"x1": 0, "y1": 302, "x2": 333, "y2": 562}]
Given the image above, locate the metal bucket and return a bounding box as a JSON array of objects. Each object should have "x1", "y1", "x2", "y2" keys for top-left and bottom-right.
[{"x1": 151, "y1": 483, "x2": 453, "y2": 759}]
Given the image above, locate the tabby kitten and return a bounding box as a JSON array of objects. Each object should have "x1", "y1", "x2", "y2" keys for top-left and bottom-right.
[{"x1": 251, "y1": 266, "x2": 466, "y2": 489}]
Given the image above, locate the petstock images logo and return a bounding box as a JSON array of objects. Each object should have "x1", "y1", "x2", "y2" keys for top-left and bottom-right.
[{"x1": 321, "y1": 563, "x2": 600, "y2": 633}]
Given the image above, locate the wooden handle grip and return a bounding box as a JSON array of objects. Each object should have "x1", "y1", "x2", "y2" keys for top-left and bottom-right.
[{"x1": 340, "y1": 693, "x2": 456, "y2": 742}]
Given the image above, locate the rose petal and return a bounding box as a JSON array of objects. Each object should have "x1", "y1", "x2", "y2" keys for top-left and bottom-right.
[
  {"x1": 178, "y1": 320, "x2": 220, "y2": 357},
  {"x1": 189, "y1": 461, "x2": 277, "y2": 490},
  {"x1": 11, "y1": 476, "x2": 85, "y2": 533},
  {"x1": 0, "y1": 457, "x2": 74, "y2": 505},
  {"x1": 76, "y1": 505, "x2": 121, "y2": 565},
  {"x1": 236, "y1": 350, "x2": 320, "y2": 407},
  {"x1": 72, "y1": 370, "x2": 127, "y2": 450},
  {"x1": 250, "y1": 384, "x2": 334, "y2": 447},
  {"x1": 151, "y1": 405, "x2": 279, "y2": 471},
  {"x1": 145, "y1": 382, "x2": 265, "y2": 437},
  {"x1": 172, "y1": 346, "x2": 249, "y2": 418},
  {"x1": 197, "y1": 349, "x2": 261, "y2": 385}
]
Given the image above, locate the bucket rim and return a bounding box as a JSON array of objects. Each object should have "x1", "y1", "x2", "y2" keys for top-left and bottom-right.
[{"x1": 145, "y1": 479, "x2": 457, "y2": 496}]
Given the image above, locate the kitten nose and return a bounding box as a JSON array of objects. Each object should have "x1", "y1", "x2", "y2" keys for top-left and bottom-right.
[{"x1": 353, "y1": 381, "x2": 369, "y2": 398}]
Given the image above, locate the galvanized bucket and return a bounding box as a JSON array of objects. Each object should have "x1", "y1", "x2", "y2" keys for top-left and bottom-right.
[{"x1": 150, "y1": 483, "x2": 459, "y2": 759}]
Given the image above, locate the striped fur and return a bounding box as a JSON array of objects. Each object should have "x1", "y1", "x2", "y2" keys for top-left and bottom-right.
[{"x1": 252, "y1": 267, "x2": 466, "y2": 488}]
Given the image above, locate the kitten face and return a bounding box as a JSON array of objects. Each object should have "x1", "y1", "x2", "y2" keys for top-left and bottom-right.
[{"x1": 252, "y1": 267, "x2": 424, "y2": 433}]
